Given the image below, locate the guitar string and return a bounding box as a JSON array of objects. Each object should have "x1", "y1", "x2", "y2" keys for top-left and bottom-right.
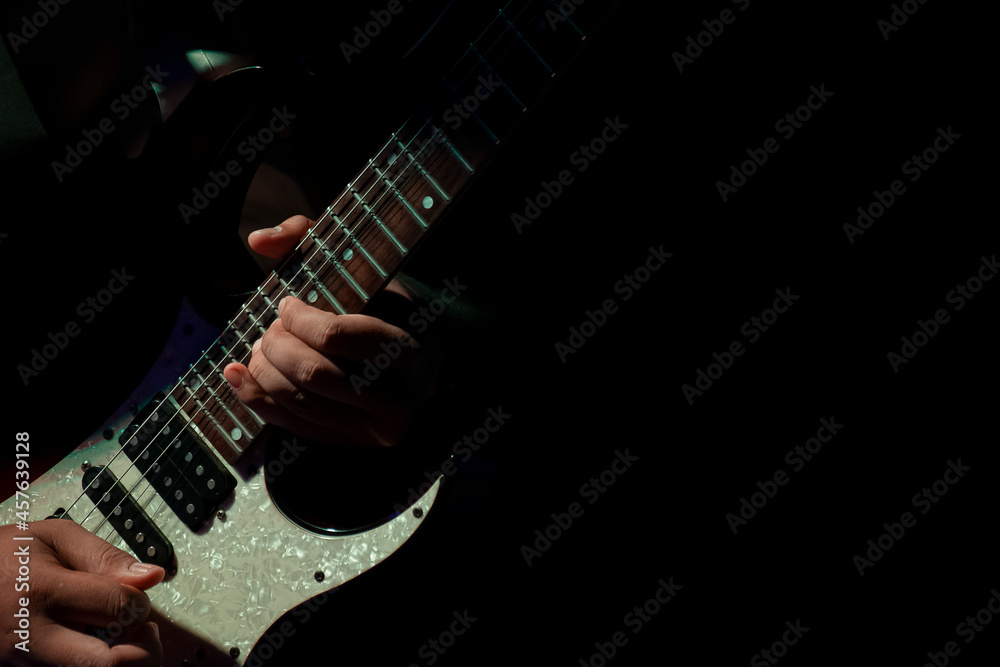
[
  {"x1": 112, "y1": 127, "x2": 456, "y2": 543},
  {"x1": 72, "y1": 0, "x2": 539, "y2": 542},
  {"x1": 72, "y1": 2, "x2": 530, "y2": 543},
  {"x1": 81, "y1": 115, "x2": 456, "y2": 544},
  {"x1": 89, "y1": 0, "x2": 569, "y2": 552},
  {"x1": 81, "y1": 0, "x2": 547, "y2": 545}
]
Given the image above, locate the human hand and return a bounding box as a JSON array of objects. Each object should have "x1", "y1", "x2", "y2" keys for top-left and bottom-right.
[
  {"x1": 0, "y1": 520, "x2": 164, "y2": 667},
  {"x1": 223, "y1": 215, "x2": 439, "y2": 447}
]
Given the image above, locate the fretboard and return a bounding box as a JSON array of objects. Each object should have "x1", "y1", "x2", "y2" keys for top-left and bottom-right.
[{"x1": 170, "y1": 0, "x2": 618, "y2": 462}]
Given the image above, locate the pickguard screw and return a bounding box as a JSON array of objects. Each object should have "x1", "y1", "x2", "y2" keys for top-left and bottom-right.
[
  {"x1": 217, "y1": 510, "x2": 227, "y2": 521},
  {"x1": 229, "y1": 647, "x2": 240, "y2": 658},
  {"x1": 81, "y1": 461, "x2": 91, "y2": 472},
  {"x1": 314, "y1": 571, "x2": 324, "y2": 582},
  {"x1": 413, "y1": 507, "x2": 424, "y2": 519}
]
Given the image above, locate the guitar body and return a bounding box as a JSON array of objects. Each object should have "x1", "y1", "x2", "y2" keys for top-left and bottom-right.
[
  {"x1": 3, "y1": 1, "x2": 618, "y2": 663},
  {"x1": 2, "y1": 271, "x2": 442, "y2": 666},
  {"x1": 2, "y1": 363, "x2": 441, "y2": 667},
  {"x1": 2, "y1": 51, "x2": 446, "y2": 667}
]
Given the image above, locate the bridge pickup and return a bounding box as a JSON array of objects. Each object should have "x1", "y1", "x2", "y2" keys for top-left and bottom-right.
[
  {"x1": 82, "y1": 465, "x2": 174, "y2": 570},
  {"x1": 119, "y1": 393, "x2": 236, "y2": 531}
]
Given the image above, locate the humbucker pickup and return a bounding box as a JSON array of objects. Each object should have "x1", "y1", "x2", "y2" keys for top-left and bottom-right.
[
  {"x1": 119, "y1": 393, "x2": 237, "y2": 531},
  {"x1": 82, "y1": 465, "x2": 175, "y2": 571}
]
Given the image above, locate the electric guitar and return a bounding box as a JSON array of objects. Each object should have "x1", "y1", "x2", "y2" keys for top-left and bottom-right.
[{"x1": 1, "y1": 1, "x2": 618, "y2": 664}]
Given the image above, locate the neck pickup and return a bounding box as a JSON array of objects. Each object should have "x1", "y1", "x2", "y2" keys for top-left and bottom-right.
[{"x1": 120, "y1": 392, "x2": 237, "y2": 531}]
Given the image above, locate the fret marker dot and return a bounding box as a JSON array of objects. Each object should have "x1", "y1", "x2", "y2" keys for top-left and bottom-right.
[
  {"x1": 422, "y1": 196, "x2": 434, "y2": 209},
  {"x1": 343, "y1": 248, "x2": 354, "y2": 261},
  {"x1": 231, "y1": 428, "x2": 242, "y2": 441},
  {"x1": 307, "y1": 290, "x2": 318, "y2": 303}
]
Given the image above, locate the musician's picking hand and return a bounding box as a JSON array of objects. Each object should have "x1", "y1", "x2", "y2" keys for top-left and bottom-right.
[{"x1": 0, "y1": 520, "x2": 164, "y2": 667}]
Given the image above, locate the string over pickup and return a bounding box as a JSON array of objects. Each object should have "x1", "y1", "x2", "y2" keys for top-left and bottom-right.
[
  {"x1": 82, "y1": 465, "x2": 175, "y2": 571},
  {"x1": 120, "y1": 393, "x2": 237, "y2": 531}
]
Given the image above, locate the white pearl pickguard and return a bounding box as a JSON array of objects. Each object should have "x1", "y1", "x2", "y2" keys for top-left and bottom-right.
[{"x1": 1, "y1": 420, "x2": 440, "y2": 666}]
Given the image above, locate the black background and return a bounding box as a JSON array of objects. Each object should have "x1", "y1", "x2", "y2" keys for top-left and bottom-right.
[{"x1": 1, "y1": 0, "x2": 995, "y2": 665}]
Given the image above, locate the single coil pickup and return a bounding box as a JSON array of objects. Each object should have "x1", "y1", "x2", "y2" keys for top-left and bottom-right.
[
  {"x1": 120, "y1": 393, "x2": 236, "y2": 531},
  {"x1": 82, "y1": 465, "x2": 174, "y2": 571}
]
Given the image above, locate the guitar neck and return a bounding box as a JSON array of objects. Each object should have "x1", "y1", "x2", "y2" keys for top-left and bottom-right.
[{"x1": 171, "y1": 0, "x2": 617, "y2": 462}]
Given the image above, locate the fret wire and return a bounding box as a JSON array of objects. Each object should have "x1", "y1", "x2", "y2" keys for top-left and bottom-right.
[
  {"x1": 205, "y1": 357, "x2": 265, "y2": 427},
  {"x1": 219, "y1": 338, "x2": 252, "y2": 359},
  {"x1": 275, "y1": 274, "x2": 300, "y2": 300},
  {"x1": 310, "y1": 4, "x2": 523, "y2": 252},
  {"x1": 286, "y1": 0, "x2": 579, "y2": 320},
  {"x1": 430, "y1": 124, "x2": 476, "y2": 173},
  {"x1": 333, "y1": 214, "x2": 388, "y2": 277},
  {"x1": 346, "y1": 175, "x2": 401, "y2": 252},
  {"x1": 244, "y1": 309, "x2": 269, "y2": 337},
  {"x1": 312, "y1": 114, "x2": 465, "y2": 271},
  {"x1": 192, "y1": 370, "x2": 254, "y2": 438},
  {"x1": 62, "y1": 120, "x2": 421, "y2": 522},
  {"x1": 348, "y1": 190, "x2": 410, "y2": 254},
  {"x1": 501, "y1": 12, "x2": 555, "y2": 75},
  {"x1": 299, "y1": 7, "x2": 533, "y2": 271},
  {"x1": 333, "y1": 202, "x2": 407, "y2": 257},
  {"x1": 181, "y1": 384, "x2": 243, "y2": 454},
  {"x1": 439, "y1": 2, "x2": 519, "y2": 80},
  {"x1": 64, "y1": 3, "x2": 594, "y2": 524},
  {"x1": 470, "y1": 44, "x2": 528, "y2": 110},
  {"x1": 313, "y1": 278, "x2": 344, "y2": 313},
  {"x1": 182, "y1": 379, "x2": 226, "y2": 428},
  {"x1": 370, "y1": 161, "x2": 428, "y2": 228},
  {"x1": 545, "y1": 0, "x2": 586, "y2": 37},
  {"x1": 396, "y1": 139, "x2": 452, "y2": 201},
  {"x1": 259, "y1": 292, "x2": 281, "y2": 318},
  {"x1": 252, "y1": 16, "x2": 501, "y2": 304},
  {"x1": 245, "y1": 406, "x2": 266, "y2": 427},
  {"x1": 310, "y1": 230, "x2": 369, "y2": 302},
  {"x1": 299, "y1": 260, "x2": 348, "y2": 314},
  {"x1": 440, "y1": 77, "x2": 500, "y2": 144}
]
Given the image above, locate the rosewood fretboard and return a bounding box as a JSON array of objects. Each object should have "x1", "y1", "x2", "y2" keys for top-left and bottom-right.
[{"x1": 167, "y1": 0, "x2": 617, "y2": 462}]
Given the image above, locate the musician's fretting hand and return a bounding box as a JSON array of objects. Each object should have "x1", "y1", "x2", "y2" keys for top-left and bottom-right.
[
  {"x1": 223, "y1": 215, "x2": 439, "y2": 447},
  {"x1": 0, "y1": 521, "x2": 164, "y2": 667}
]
